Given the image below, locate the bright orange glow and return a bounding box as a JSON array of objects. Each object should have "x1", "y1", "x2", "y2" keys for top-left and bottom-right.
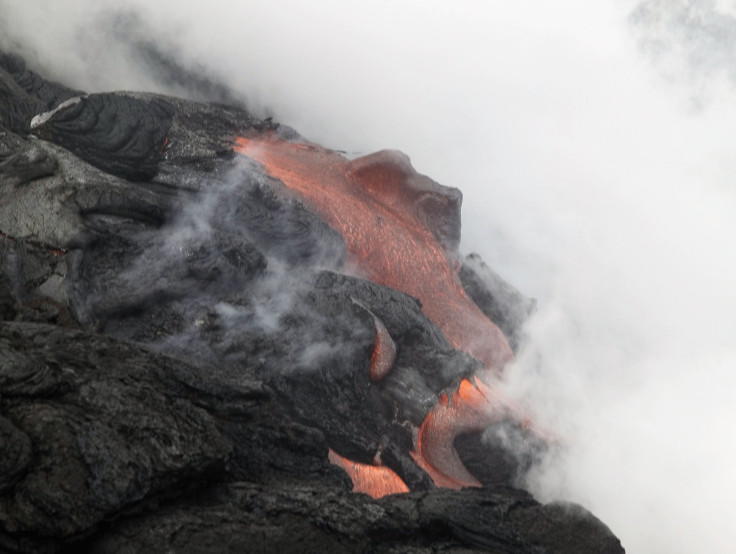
[{"x1": 328, "y1": 448, "x2": 410, "y2": 498}]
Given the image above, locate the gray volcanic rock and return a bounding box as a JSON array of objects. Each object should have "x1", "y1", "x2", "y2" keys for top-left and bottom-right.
[{"x1": 0, "y1": 51, "x2": 625, "y2": 553}]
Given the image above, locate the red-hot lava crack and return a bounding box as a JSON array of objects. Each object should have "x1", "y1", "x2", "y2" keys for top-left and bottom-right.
[{"x1": 233, "y1": 132, "x2": 524, "y2": 495}]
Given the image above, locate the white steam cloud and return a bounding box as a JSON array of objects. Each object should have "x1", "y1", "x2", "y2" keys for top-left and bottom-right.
[
  {"x1": 2, "y1": 1, "x2": 736, "y2": 552},
  {"x1": 630, "y1": 0, "x2": 736, "y2": 108}
]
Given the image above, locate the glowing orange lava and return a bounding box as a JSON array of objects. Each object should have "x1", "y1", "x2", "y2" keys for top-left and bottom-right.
[
  {"x1": 234, "y1": 132, "x2": 522, "y2": 496},
  {"x1": 328, "y1": 448, "x2": 410, "y2": 498}
]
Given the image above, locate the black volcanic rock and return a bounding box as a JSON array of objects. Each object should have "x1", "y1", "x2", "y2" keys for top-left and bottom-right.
[
  {"x1": 0, "y1": 318, "x2": 350, "y2": 553},
  {"x1": 0, "y1": 51, "x2": 625, "y2": 553},
  {"x1": 0, "y1": 321, "x2": 230, "y2": 551}
]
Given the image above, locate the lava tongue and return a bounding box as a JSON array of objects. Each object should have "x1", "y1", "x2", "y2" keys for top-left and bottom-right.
[{"x1": 328, "y1": 448, "x2": 409, "y2": 498}]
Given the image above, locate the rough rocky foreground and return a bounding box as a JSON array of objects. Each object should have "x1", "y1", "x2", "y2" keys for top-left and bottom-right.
[{"x1": 0, "y1": 51, "x2": 624, "y2": 553}]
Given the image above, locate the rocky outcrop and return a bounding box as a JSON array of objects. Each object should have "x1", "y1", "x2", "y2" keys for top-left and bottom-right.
[{"x1": 0, "y1": 52, "x2": 624, "y2": 553}]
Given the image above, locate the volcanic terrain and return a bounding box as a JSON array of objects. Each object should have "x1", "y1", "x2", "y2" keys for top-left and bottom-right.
[{"x1": 0, "y1": 51, "x2": 623, "y2": 553}]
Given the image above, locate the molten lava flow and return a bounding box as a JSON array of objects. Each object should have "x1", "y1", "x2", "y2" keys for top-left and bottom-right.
[
  {"x1": 234, "y1": 132, "x2": 523, "y2": 495},
  {"x1": 233, "y1": 134, "x2": 512, "y2": 374},
  {"x1": 328, "y1": 448, "x2": 410, "y2": 498}
]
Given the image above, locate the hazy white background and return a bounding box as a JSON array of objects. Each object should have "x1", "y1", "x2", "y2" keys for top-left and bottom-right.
[{"x1": 2, "y1": 1, "x2": 735, "y2": 552}]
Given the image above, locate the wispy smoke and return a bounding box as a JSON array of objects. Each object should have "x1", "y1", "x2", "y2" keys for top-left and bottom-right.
[
  {"x1": 630, "y1": 0, "x2": 736, "y2": 107},
  {"x1": 3, "y1": 1, "x2": 736, "y2": 552}
]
